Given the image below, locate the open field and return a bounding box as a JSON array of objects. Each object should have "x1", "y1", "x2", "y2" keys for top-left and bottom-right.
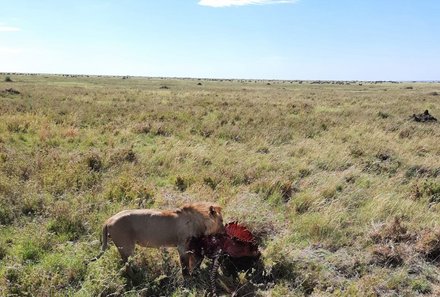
[{"x1": 0, "y1": 74, "x2": 440, "y2": 296}]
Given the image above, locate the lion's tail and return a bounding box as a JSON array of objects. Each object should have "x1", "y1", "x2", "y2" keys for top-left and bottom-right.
[{"x1": 88, "y1": 224, "x2": 108, "y2": 264}]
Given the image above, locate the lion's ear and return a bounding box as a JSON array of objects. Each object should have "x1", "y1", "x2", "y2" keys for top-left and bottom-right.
[{"x1": 209, "y1": 206, "x2": 216, "y2": 216}]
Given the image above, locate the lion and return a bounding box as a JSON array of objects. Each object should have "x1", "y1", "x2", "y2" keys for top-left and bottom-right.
[{"x1": 92, "y1": 202, "x2": 224, "y2": 276}]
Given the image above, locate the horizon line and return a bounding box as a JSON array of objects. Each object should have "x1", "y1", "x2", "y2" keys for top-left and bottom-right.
[{"x1": 1, "y1": 72, "x2": 439, "y2": 83}]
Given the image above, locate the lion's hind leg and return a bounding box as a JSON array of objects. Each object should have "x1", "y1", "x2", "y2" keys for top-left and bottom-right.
[
  {"x1": 112, "y1": 236, "x2": 136, "y2": 279},
  {"x1": 111, "y1": 233, "x2": 135, "y2": 263}
]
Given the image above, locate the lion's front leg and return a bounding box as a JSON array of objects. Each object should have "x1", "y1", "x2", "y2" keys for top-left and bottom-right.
[
  {"x1": 177, "y1": 245, "x2": 191, "y2": 277},
  {"x1": 188, "y1": 251, "x2": 204, "y2": 273}
]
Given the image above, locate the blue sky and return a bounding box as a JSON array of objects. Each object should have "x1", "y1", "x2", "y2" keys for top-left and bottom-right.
[{"x1": 1, "y1": 0, "x2": 439, "y2": 80}]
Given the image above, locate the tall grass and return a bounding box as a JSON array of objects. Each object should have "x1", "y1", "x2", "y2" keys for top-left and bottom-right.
[{"x1": 0, "y1": 75, "x2": 439, "y2": 295}]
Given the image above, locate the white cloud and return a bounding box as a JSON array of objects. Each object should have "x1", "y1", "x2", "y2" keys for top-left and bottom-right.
[
  {"x1": 0, "y1": 26, "x2": 20, "y2": 32},
  {"x1": 198, "y1": 0, "x2": 296, "y2": 8}
]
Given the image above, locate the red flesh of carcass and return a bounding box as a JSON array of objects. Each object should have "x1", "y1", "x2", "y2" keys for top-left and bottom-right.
[
  {"x1": 189, "y1": 222, "x2": 261, "y2": 296},
  {"x1": 189, "y1": 222, "x2": 260, "y2": 259}
]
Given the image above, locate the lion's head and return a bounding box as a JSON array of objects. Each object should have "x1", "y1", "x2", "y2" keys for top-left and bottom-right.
[{"x1": 181, "y1": 202, "x2": 225, "y2": 236}]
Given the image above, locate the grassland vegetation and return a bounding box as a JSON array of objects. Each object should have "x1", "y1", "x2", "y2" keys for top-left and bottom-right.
[{"x1": 0, "y1": 74, "x2": 439, "y2": 295}]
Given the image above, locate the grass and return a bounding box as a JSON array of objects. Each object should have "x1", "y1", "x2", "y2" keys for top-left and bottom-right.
[{"x1": 0, "y1": 74, "x2": 440, "y2": 296}]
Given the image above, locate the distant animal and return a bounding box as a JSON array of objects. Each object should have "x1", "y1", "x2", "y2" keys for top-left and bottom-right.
[
  {"x1": 92, "y1": 202, "x2": 225, "y2": 276},
  {"x1": 412, "y1": 110, "x2": 437, "y2": 122}
]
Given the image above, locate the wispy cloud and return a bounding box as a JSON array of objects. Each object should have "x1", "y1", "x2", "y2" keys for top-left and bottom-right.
[
  {"x1": 198, "y1": 0, "x2": 296, "y2": 8},
  {"x1": 0, "y1": 25, "x2": 20, "y2": 32}
]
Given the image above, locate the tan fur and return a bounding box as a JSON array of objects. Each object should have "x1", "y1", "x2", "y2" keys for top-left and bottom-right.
[{"x1": 98, "y1": 202, "x2": 224, "y2": 275}]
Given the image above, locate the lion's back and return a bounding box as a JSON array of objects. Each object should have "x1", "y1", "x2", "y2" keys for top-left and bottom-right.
[
  {"x1": 105, "y1": 203, "x2": 223, "y2": 247},
  {"x1": 106, "y1": 209, "x2": 181, "y2": 247}
]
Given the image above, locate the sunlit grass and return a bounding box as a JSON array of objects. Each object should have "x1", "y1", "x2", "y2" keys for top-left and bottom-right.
[{"x1": 0, "y1": 74, "x2": 439, "y2": 295}]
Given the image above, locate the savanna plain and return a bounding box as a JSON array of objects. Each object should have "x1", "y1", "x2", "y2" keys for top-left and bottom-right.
[{"x1": 0, "y1": 74, "x2": 440, "y2": 296}]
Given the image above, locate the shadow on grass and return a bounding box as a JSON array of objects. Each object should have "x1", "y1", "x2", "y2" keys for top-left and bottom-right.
[{"x1": 117, "y1": 253, "x2": 271, "y2": 296}]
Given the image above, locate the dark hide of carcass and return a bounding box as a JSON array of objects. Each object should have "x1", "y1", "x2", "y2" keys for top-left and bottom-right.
[
  {"x1": 188, "y1": 222, "x2": 261, "y2": 295},
  {"x1": 188, "y1": 222, "x2": 260, "y2": 263}
]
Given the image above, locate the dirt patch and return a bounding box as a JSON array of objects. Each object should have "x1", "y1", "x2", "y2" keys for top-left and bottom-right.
[{"x1": 412, "y1": 110, "x2": 437, "y2": 122}]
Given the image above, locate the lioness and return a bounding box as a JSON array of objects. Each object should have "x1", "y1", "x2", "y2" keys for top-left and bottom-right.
[{"x1": 94, "y1": 202, "x2": 224, "y2": 276}]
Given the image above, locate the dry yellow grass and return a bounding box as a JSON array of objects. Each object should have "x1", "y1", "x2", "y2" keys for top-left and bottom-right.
[{"x1": 0, "y1": 74, "x2": 439, "y2": 296}]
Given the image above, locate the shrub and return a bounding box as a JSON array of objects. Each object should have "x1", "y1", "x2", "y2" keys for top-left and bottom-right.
[
  {"x1": 175, "y1": 176, "x2": 187, "y2": 192},
  {"x1": 4, "y1": 76, "x2": 12, "y2": 82},
  {"x1": 18, "y1": 240, "x2": 44, "y2": 263},
  {"x1": 253, "y1": 179, "x2": 297, "y2": 203},
  {"x1": 203, "y1": 176, "x2": 219, "y2": 190},
  {"x1": 411, "y1": 278, "x2": 432, "y2": 294},
  {"x1": 47, "y1": 216, "x2": 86, "y2": 241},
  {"x1": 47, "y1": 202, "x2": 86, "y2": 240},
  {"x1": 423, "y1": 181, "x2": 440, "y2": 204},
  {"x1": 21, "y1": 195, "x2": 46, "y2": 216},
  {"x1": 0, "y1": 203, "x2": 15, "y2": 225},
  {"x1": 411, "y1": 180, "x2": 440, "y2": 204},
  {"x1": 0, "y1": 243, "x2": 7, "y2": 260},
  {"x1": 108, "y1": 147, "x2": 137, "y2": 166},
  {"x1": 87, "y1": 153, "x2": 103, "y2": 172},
  {"x1": 416, "y1": 229, "x2": 440, "y2": 262},
  {"x1": 370, "y1": 217, "x2": 412, "y2": 244},
  {"x1": 371, "y1": 244, "x2": 404, "y2": 267},
  {"x1": 377, "y1": 111, "x2": 390, "y2": 119}
]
